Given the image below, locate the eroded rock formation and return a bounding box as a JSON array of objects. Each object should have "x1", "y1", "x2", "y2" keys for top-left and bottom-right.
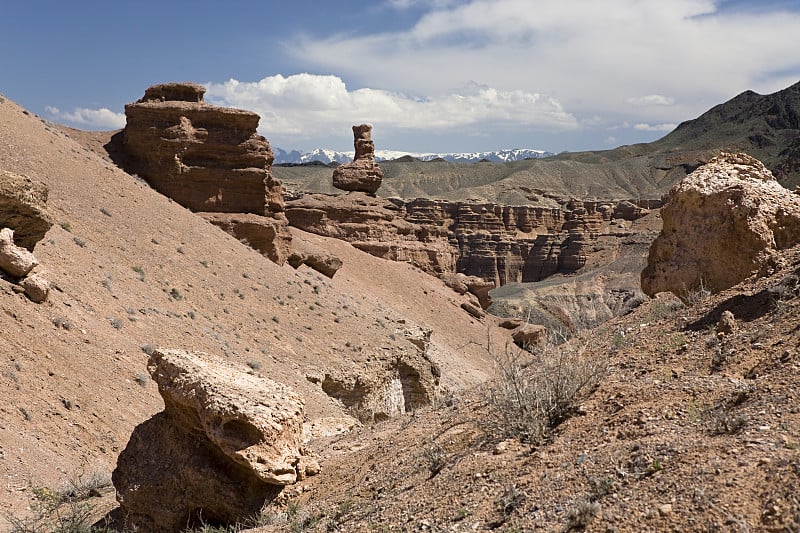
[
  {"x1": 113, "y1": 349, "x2": 311, "y2": 532},
  {"x1": 332, "y1": 124, "x2": 383, "y2": 194},
  {"x1": 642, "y1": 152, "x2": 800, "y2": 297},
  {"x1": 286, "y1": 193, "x2": 653, "y2": 291},
  {"x1": 122, "y1": 83, "x2": 283, "y2": 215},
  {"x1": 0, "y1": 170, "x2": 52, "y2": 250},
  {"x1": 120, "y1": 82, "x2": 292, "y2": 264}
]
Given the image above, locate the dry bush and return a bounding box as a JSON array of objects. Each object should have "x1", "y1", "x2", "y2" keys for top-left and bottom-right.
[{"x1": 485, "y1": 335, "x2": 606, "y2": 445}]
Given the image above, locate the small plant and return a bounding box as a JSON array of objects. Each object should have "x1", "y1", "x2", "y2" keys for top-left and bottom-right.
[
  {"x1": 565, "y1": 499, "x2": 601, "y2": 530},
  {"x1": 499, "y1": 484, "x2": 525, "y2": 517},
  {"x1": 108, "y1": 316, "x2": 123, "y2": 330},
  {"x1": 681, "y1": 279, "x2": 711, "y2": 306},
  {"x1": 169, "y1": 288, "x2": 183, "y2": 300},
  {"x1": 485, "y1": 336, "x2": 606, "y2": 445},
  {"x1": 712, "y1": 411, "x2": 749, "y2": 434},
  {"x1": 52, "y1": 317, "x2": 73, "y2": 330},
  {"x1": 423, "y1": 444, "x2": 446, "y2": 478},
  {"x1": 246, "y1": 360, "x2": 262, "y2": 371},
  {"x1": 99, "y1": 207, "x2": 112, "y2": 217},
  {"x1": 141, "y1": 344, "x2": 156, "y2": 355},
  {"x1": 59, "y1": 221, "x2": 72, "y2": 232},
  {"x1": 132, "y1": 265, "x2": 145, "y2": 281},
  {"x1": 73, "y1": 236, "x2": 86, "y2": 248}
]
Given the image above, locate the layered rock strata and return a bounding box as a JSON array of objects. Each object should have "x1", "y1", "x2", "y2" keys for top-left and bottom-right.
[
  {"x1": 113, "y1": 349, "x2": 311, "y2": 532},
  {"x1": 642, "y1": 152, "x2": 800, "y2": 297},
  {"x1": 286, "y1": 193, "x2": 654, "y2": 291},
  {"x1": 121, "y1": 83, "x2": 291, "y2": 264},
  {"x1": 332, "y1": 124, "x2": 383, "y2": 194}
]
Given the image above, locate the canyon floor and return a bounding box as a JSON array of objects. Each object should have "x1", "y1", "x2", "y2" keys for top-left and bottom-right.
[{"x1": 1, "y1": 88, "x2": 799, "y2": 532}]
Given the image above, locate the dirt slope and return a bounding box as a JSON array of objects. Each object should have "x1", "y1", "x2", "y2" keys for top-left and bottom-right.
[
  {"x1": 256, "y1": 248, "x2": 800, "y2": 532},
  {"x1": 0, "y1": 95, "x2": 503, "y2": 523}
]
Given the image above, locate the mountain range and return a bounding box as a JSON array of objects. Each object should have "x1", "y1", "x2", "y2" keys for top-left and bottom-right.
[{"x1": 273, "y1": 147, "x2": 554, "y2": 165}]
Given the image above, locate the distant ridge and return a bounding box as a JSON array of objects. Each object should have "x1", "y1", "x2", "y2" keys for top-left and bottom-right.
[{"x1": 274, "y1": 147, "x2": 554, "y2": 165}]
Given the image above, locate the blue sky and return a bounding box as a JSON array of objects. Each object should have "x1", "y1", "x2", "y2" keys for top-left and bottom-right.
[{"x1": 2, "y1": 0, "x2": 799, "y2": 153}]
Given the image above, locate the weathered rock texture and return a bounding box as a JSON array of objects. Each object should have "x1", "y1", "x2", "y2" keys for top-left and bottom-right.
[
  {"x1": 120, "y1": 82, "x2": 292, "y2": 263},
  {"x1": 286, "y1": 192, "x2": 655, "y2": 291},
  {"x1": 287, "y1": 237, "x2": 343, "y2": 278},
  {"x1": 332, "y1": 124, "x2": 383, "y2": 194},
  {"x1": 123, "y1": 83, "x2": 283, "y2": 215},
  {"x1": 0, "y1": 227, "x2": 38, "y2": 278},
  {"x1": 199, "y1": 212, "x2": 291, "y2": 265},
  {"x1": 113, "y1": 349, "x2": 309, "y2": 532},
  {"x1": 0, "y1": 170, "x2": 52, "y2": 250},
  {"x1": 642, "y1": 152, "x2": 800, "y2": 297}
]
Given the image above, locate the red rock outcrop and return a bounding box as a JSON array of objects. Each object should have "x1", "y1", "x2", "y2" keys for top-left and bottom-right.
[
  {"x1": 199, "y1": 212, "x2": 291, "y2": 265},
  {"x1": 286, "y1": 193, "x2": 652, "y2": 291},
  {"x1": 120, "y1": 82, "x2": 291, "y2": 264},
  {"x1": 642, "y1": 152, "x2": 800, "y2": 297},
  {"x1": 123, "y1": 83, "x2": 283, "y2": 215},
  {"x1": 332, "y1": 124, "x2": 383, "y2": 194},
  {"x1": 113, "y1": 349, "x2": 311, "y2": 532}
]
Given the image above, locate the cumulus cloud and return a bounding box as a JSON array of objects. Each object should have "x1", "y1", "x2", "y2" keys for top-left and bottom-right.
[
  {"x1": 205, "y1": 74, "x2": 577, "y2": 143},
  {"x1": 293, "y1": 0, "x2": 800, "y2": 127},
  {"x1": 633, "y1": 122, "x2": 678, "y2": 132},
  {"x1": 45, "y1": 105, "x2": 125, "y2": 129}
]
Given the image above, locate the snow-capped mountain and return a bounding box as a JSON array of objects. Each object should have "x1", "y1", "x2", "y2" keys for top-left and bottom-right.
[{"x1": 273, "y1": 147, "x2": 554, "y2": 165}]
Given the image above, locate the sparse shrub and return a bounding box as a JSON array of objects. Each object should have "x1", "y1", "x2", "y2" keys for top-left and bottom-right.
[
  {"x1": 485, "y1": 336, "x2": 606, "y2": 445},
  {"x1": 681, "y1": 279, "x2": 711, "y2": 306},
  {"x1": 141, "y1": 344, "x2": 156, "y2": 355},
  {"x1": 52, "y1": 317, "x2": 73, "y2": 330},
  {"x1": 565, "y1": 499, "x2": 601, "y2": 530},
  {"x1": 132, "y1": 265, "x2": 145, "y2": 281},
  {"x1": 712, "y1": 411, "x2": 749, "y2": 434},
  {"x1": 73, "y1": 236, "x2": 86, "y2": 248},
  {"x1": 423, "y1": 444, "x2": 446, "y2": 478},
  {"x1": 499, "y1": 484, "x2": 525, "y2": 517},
  {"x1": 99, "y1": 207, "x2": 111, "y2": 217},
  {"x1": 246, "y1": 360, "x2": 262, "y2": 371},
  {"x1": 108, "y1": 317, "x2": 123, "y2": 330},
  {"x1": 169, "y1": 288, "x2": 182, "y2": 300},
  {"x1": 59, "y1": 221, "x2": 72, "y2": 232}
]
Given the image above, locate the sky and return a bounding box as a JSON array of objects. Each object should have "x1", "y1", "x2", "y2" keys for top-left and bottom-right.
[{"x1": 2, "y1": 0, "x2": 799, "y2": 154}]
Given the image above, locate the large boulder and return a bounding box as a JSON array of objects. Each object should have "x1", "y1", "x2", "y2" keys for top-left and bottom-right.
[
  {"x1": 0, "y1": 170, "x2": 52, "y2": 250},
  {"x1": 113, "y1": 349, "x2": 309, "y2": 532},
  {"x1": 122, "y1": 82, "x2": 284, "y2": 216},
  {"x1": 642, "y1": 152, "x2": 800, "y2": 297},
  {"x1": 332, "y1": 124, "x2": 383, "y2": 194}
]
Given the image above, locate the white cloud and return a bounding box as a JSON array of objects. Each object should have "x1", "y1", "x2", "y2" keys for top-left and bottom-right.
[
  {"x1": 633, "y1": 122, "x2": 678, "y2": 132},
  {"x1": 45, "y1": 105, "x2": 125, "y2": 129},
  {"x1": 626, "y1": 95, "x2": 676, "y2": 106},
  {"x1": 292, "y1": 0, "x2": 800, "y2": 127},
  {"x1": 205, "y1": 74, "x2": 578, "y2": 144}
]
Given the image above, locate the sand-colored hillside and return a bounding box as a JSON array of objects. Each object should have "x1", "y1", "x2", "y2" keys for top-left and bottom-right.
[{"x1": 0, "y1": 95, "x2": 504, "y2": 522}]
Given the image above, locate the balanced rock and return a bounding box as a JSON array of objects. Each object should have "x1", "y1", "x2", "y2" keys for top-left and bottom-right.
[
  {"x1": 122, "y1": 82, "x2": 284, "y2": 215},
  {"x1": 113, "y1": 349, "x2": 308, "y2": 532},
  {"x1": 0, "y1": 227, "x2": 38, "y2": 278},
  {"x1": 19, "y1": 271, "x2": 49, "y2": 303},
  {"x1": 332, "y1": 124, "x2": 383, "y2": 194},
  {"x1": 0, "y1": 170, "x2": 52, "y2": 250},
  {"x1": 642, "y1": 152, "x2": 800, "y2": 297}
]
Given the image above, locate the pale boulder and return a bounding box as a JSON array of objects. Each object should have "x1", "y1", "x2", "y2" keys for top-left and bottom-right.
[{"x1": 0, "y1": 227, "x2": 39, "y2": 278}]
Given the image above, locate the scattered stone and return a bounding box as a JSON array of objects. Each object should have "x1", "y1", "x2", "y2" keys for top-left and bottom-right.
[
  {"x1": 332, "y1": 124, "x2": 383, "y2": 195},
  {"x1": 511, "y1": 324, "x2": 547, "y2": 349},
  {"x1": 460, "y1": 302, "x2": 485, "y2": 319},
  {"x1": 19, "y1": 271, "x2": 49, "y2": 303},
  {"x1": 0, "y1": 227, "x2": 39, "y2": 277},
  {"x1": 716, "y1": 310, "x2": 736, "y2": 335},
  {"x1": 642, "y1": 152, "x2": 800, "y2": 297},
  {"x1": 658, "y1": 503, "x2": 673, "y2": 516},
  {"x1": 113, "y1": 349, "x2": 307, "y2": 532},
  {"x1": 287, "y1": 238, "x2": 343, "y2": 278}
]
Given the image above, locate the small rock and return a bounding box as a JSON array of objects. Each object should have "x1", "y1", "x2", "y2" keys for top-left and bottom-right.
[
  {"x1": 716, "y1": 311, "x2": 736, "y2": 335},
  {"x1": 0, "y1": 227, "x2": 39, "y2": 278},
  {"x1": 20, "y1": 271, "x2": 50, "y2": 303},
  {"x1": 658, "y1": 503, "x2": 673, "y2": 516}
]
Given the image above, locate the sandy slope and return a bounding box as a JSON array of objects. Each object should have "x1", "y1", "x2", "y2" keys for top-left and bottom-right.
[{"x1": 0, "y1": 95, "x2": 503, "y2": 522}]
